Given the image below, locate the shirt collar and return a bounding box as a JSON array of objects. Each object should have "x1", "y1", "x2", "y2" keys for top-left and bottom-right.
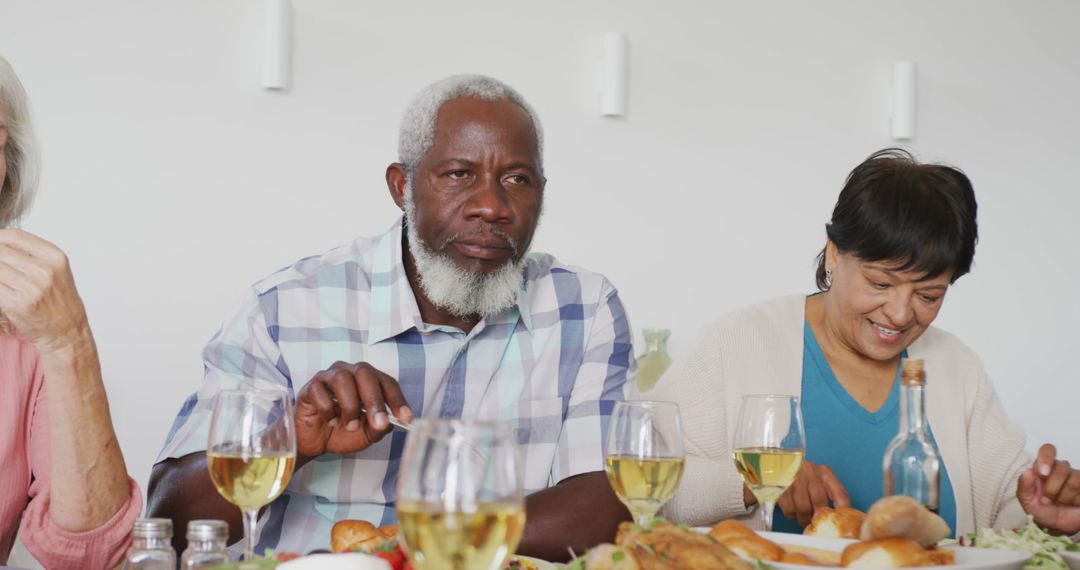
[{"x1": 366, "y1": 216, "x2": 533, "y2": 344}]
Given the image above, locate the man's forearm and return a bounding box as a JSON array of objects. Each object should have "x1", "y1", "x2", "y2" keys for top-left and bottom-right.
[
  {"x1": 147, "y1": 453, "x2": 245, "y2": 553},
  {"x1": 517, "y1": 471, "x2": 631, "y2": 562}
]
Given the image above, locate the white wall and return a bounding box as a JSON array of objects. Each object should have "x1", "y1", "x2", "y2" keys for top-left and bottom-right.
[{"x1": 1, "y1": 0, "x2": 1077, "y2": 552}]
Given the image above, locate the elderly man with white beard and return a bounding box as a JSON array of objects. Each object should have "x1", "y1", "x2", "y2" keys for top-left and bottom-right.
[{"x1": 147, "y1": 75, "x2": 635, "y2": 562}]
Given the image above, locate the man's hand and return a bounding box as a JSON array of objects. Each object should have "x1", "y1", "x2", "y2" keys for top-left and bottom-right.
[
  {"x1": 0, "y1": 229, "x2": 91, "y2": 353},
  {"x1": 1017, "y1": 443, "x2": 1080, "y2": 536},
  {"x1": 295, "y1": 361, "x2": 413, "y2": 459},
  {"x1": 774, "y1": 460, "x2": 851, "y2": 527}
]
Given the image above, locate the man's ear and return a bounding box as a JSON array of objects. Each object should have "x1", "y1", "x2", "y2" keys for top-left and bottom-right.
[{"x1": 386, "y1": 163, "x2": 408, "y2": 211}]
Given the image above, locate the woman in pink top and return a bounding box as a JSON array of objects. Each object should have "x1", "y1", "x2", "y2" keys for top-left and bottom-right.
[{"x1": 0, "y1": 56, "x2": 142, "y2": 569}]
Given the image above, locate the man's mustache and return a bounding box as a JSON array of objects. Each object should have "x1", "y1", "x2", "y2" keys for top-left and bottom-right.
[{"x1": 438, "y1": 226, "x2": 520, "y2": 257}]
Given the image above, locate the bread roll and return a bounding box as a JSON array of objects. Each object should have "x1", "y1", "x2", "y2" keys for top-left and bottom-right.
[
  {"x1": 378, "y1": 524, "x2": 399, "y2": 539},
  {"x1": 782, "y1": 551, "x2": 825, "y2": 566},
  {"x1": 708, "y1": 519, "x2": 757, "y2": 543},
  {"x1": 331, "y1": 519, "x2": 384, "y2": 553},
  {"x1": 720, "y1": 534, "x2": 785, "y2": 562},
  {"x1": 783, "y1": 544, "x2": 843, "y2": 567},
  {"x1": 924, "y1": 548, "x2": 955, "y2": 566},
  {"x1": 859, "y1": 496, "x2": 951, "y2": 547},
  {"x1": 805, "y1": 507, "x2": 867, "y2": 539},
  {"x1": 841, "y1": 537, "x2": 936, "y2": 568}
]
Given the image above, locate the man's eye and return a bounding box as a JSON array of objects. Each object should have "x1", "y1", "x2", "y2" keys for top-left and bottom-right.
[
  {"x1": 505, "y1": 174, "x2": 528, "y2": 185},
  {"x1": 447, "y1": 170, "x2": 469, "y2": 180},
  {"x1": 920, "y1": 294, "x2": 940, "y2": 303},
  {"x1": 871, "y1": 281, "x2": 889, "y2": 289}
]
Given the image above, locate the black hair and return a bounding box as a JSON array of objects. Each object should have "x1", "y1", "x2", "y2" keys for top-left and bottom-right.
[{"x1": 815, "y1": 148, "x2": 978, "y2": 290}]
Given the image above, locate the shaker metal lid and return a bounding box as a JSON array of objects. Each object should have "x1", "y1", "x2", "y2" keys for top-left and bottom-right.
[
  {"x1": 133, "y1": 518, "x2": 173, "y2": 538},
  {"x1": 187, "y1": 519, "x2": 229, "y2": 541}
]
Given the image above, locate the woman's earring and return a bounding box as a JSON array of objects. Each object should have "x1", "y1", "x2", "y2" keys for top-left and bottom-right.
[{"x1": 824, "y1": 268, "x2": 833, "y2": 290}]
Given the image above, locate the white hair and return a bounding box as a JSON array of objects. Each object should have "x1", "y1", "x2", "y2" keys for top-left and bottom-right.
[
  {"x1": 403, "y1": 179, "x2": 527, "y2": 318},
  {"x1": 397, "y1": 74, "x2": 544, "y2": 174},
  {"x1": 0, "y1": 55, "x2": 39, "y2": 228}
]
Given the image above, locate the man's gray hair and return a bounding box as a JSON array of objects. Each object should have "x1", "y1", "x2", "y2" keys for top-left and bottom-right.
[
  {"x1": 0, "y1": 55, "x2": 39, "y2": 228},
  {"x1": 398, "y1": 74, "x2": 544, "y2": 174}
]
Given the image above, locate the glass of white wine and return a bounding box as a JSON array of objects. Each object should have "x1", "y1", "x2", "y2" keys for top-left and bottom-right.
[
  {"x1": 396, "y1": 419, "x2": 525, "y2": 570},
  {"x1": 732, "y1": 394, "x2": 806, "y2": 532},
  {"x1": 207, "y1": 389, "x2": 297, "y2": 561},
  {"x1": 604, "y1": 400, "x2": 686, "y2": 526}
]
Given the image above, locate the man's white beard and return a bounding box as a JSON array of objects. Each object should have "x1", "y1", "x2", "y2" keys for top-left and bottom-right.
[{"x1": 403, "y1": 183, "x2": 528, "y2": 319}]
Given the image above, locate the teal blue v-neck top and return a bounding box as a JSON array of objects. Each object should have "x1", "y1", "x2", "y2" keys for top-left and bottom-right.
[{"x1": 771, "y1": 320, "x2": 957, "y2": 535}]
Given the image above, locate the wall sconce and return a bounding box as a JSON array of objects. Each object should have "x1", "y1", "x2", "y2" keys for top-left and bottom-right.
[
  {"x1": 262, "y1": 0, "x2": 292, "y2": 90},
  {"x1": 600, "y1": 32, "x2": 629, "y2": 117},
  {"x1": 891, "y1": 61, "x2": 916, "y2": 140}
]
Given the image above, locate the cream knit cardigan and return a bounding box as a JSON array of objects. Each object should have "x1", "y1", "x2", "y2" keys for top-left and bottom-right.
[{"x1": 650, "y1": 294, "x2": 1030, "y2": 536}]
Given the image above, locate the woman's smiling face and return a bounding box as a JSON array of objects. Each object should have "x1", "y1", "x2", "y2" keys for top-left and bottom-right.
[{"x1": 823, "y1": 241, "x2": 953, "y2": 363}]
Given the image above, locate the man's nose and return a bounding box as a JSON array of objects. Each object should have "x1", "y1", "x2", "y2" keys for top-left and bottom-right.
[{"x1": 464, "y1": 175, "x2": 513, "y2": 223}]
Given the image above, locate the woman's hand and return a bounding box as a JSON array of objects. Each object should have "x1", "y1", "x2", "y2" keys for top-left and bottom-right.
[
  {"x1": 775, "y1": 460, "x2": 851, "y2": 527},
  {"x1": 1017, "y1": 443, "x2": 1080, "y2": 536},
  {"x1": 0, "y1": 229, "x2": 91, "y2": 353}
]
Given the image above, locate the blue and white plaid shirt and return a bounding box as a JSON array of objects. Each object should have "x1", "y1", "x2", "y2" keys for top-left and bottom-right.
[{"x1": 157, "y1": 217, "x2": 634, "y2": 553}]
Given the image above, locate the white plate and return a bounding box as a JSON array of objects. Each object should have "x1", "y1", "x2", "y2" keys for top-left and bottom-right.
[
  {"x1": 1061, "y1": 550, "x2": 1080, "y2": 570},
  {"x1": 755, "y1": 531, "x2": 1031, "y2": 570}
]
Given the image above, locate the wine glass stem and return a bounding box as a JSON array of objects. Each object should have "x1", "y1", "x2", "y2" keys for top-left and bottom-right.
[
  {"x1": 242, "y1": 508, "x2": 259, "y2": 560},
  {"x1": 761, "y1": 501, "x2": 776, "y2": 532}
]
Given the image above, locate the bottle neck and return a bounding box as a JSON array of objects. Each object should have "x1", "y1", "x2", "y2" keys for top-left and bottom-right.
[
  {"x1": 899, "y1": 383, "x2": 929, "y2": 435},
  {"x1": 644, "y1": 338, "x2": 667, "y2": 353},
  {"x1": 133, "y1": 536, "x2": 173, "y2": 551}
]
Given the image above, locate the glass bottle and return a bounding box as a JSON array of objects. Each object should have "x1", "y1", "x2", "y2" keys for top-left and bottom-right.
[
  {"x1": 882, "y1": 358, "x2": 942, "y2": 512},
  {"x1": 635, "y1": 328, "x2": 672, "y2": 393},
  {"x1": 123, "y1": 518, "x2": 177, "y2": 569},
  {"x1": 180, "y1": 520, "x2": 231, "y2": 569}
]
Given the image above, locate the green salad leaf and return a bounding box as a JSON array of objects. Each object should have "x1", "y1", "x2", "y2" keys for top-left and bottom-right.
[{"x1": 962, "y1": 516, "x2": 1077, "y2": 570}]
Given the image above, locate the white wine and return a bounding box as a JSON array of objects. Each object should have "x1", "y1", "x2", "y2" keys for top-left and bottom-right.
[
  {"x1": 207, "y1": 452, "x2": 295, "y2": 510},
  {"x1": 732, "y1": 447, "x2": 804, "y2": 504},
  {"x1": 604, "y1": 455, "x2": 685, "y2": 521},
  {"x1": 397, "y1": 501, "x2": 525, "y2": 570}
]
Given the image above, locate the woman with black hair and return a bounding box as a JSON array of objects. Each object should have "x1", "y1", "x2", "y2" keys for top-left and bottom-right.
[{"x1": 650, "y1": 149, "x2": 1080, "y2": 537}]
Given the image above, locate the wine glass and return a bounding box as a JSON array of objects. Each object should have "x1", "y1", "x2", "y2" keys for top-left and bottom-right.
[
  {"x1": 604, "y1": 401, "x2": 686, "y2": 526},
  {"x1": 207, "y1": 389, "x2": 297, "y2": 560},
  {"x1": 731, "y1": 394, "x2": 806, "y2": 532},
  {"x1": 396, "y1": 419, "x2": 525, "y2": 570}
]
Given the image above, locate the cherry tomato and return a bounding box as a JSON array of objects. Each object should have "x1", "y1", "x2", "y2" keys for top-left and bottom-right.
[{"x1": 374, "y1": 549, "x2": 407, "y2": 570}]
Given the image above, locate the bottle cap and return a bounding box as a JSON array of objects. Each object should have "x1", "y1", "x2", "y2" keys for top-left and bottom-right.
[
  {"x1": 901, "y1": 358, "x2": 926, "y2": 385},
  {"x1": 187, "y1": 519, "x2": 229, "y2": 542},
  {"x1": 133, "y1": 518, "x2": 173, "y2": 539},
  {"x1": 902, "y1": 359, "x2": 925, "y2": 372}
]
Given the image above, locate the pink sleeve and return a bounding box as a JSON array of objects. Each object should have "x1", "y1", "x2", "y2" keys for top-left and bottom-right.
[{"x1": 17, "y1": 361, "x2": 144, "y2": 570}]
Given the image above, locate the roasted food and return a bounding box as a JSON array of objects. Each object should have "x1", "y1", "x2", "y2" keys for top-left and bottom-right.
[
  {"x1": 841, "y1": 537, "x2": 948, "y2": 568},
  {"x1": 330, "y1": 520, "x2": 398, "y2": 554},
  {"x1": 616, "y1": 521, "x2": 752, "y2": 570},
  {"x1": 806, "y1": 507, "x2": 868, "y2": 539},
  {"x1": 707, "y1": 519, "x2": 757, "y2": 543},
  {"x1": 859, "y1": 496, "x2": 951, "y2": 547},
  {"x1": 782, "y1": 551, "x2": 827, "y2": 566},
  {"x1": 582, "y1": 544, "x2": 641, "y2": 570},
  {"x1": 708, "y1": 519, "x2": 787, "y2": 562},
  {"x1": 782, "y1": 544, "x2": 844, "y2": 566}
]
